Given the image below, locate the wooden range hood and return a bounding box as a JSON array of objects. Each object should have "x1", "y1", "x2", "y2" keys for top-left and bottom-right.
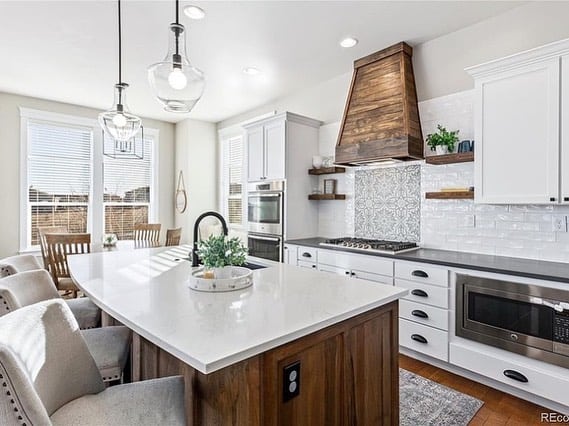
[{"x1": 335, "y1": 42, "x2": 423, "y2": 165}]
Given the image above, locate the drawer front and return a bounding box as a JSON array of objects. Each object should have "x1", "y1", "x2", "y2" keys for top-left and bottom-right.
[
  {"x1": 352, "y1": 270, "x2": 393, "y2": 286},
  {"x1": 297, "y1": 260, "x2": 317, "y2": 270},
  {"x1": 450, "y1": 342, "x2": 569, "y2": 406},
  {"x1": 317, "y1": 264, "x2": 348, "y2": 275},
  {"x1": 400, "y1": 319, "x2": 448, "y2": 361},
  {"x1": 318, "y1": 249, "x2": 393, "y2": 276},
  {"x1": 395, "y1": 261, "x2": 448, "y2": 287},
  {"x1": 297, "y1": 246, "x2": 318, "y2": 262},
  {"x1": 395, "y1": 279, "x2": 449, "y2": 309},
  {"x1": 399, "y1": 300, "x2": 448, "y2": 331}
]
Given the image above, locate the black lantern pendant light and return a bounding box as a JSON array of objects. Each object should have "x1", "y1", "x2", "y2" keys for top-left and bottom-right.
[
  {"x1": 99, "y1": 0, "x2": 142, "y2": 145},
  {"x1": 147, "y1": 0, "x2": 205, "y2": 113}
]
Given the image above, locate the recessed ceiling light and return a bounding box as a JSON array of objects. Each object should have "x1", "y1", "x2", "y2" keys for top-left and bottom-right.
[
  {"x1": 340, "y1": 37, "x2": 358, "y2": 48},
  {"x1": 243, "y1": 67, "x2": 261, "y2": 76},
  {"x1": 184, "y1": 5, "x2": 205, "y2": 20}
]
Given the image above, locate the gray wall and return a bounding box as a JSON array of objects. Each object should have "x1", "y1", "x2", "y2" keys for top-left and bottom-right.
[
  {"x1": 218, "y1": 1, "x2": 569, "y2": 129},
  {"x1": 0, "y1": 91, "x2": 176, "y2": 258}
]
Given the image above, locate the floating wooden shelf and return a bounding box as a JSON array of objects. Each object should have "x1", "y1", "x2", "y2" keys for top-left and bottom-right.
[
  {"x1": 425, "y1": 191, "x2": 474, "y2": 200},
  {"x1": 425, "y1": 151, "x2": 474, "y2": 165},
  {"x1": 308, "y1": 167, "x2": 346, "y2": 175},
  {"x1": 308, "y1": 194, "x2": 346, "y2": 200}
]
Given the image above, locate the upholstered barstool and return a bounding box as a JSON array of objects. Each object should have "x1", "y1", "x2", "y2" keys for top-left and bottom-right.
[
  {"x1": 0, "y1": 299, "x2": 186, "y2": 425},
  {"x1": 0, "y1": 269, "x2": 100, "y2": 329},
  {"x1": 0, "y1": 270, "x2": 129, "y2": 383},
  {"x1": 0, "y1": 254, "x2": 42, "y2": 277}
]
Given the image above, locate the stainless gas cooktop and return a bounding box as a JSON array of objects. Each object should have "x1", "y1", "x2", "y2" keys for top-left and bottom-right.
[{"x1": 319, "y1": 238, "x2": 419, "y2": 254}]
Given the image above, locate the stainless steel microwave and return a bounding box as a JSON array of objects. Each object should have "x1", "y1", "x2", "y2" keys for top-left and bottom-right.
[{"x1": 456, "y1": 274, "x2": 569, "y2": 369}]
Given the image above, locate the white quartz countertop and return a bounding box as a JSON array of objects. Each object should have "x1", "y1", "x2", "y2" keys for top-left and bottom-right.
[{"x1": 68, "y1": 246, "x2": 407, "y2": 374}]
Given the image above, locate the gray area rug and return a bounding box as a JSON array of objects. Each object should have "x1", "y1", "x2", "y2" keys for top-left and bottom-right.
[{"x1": 400, "y1": 368, "x2": 484, "y2": 426}]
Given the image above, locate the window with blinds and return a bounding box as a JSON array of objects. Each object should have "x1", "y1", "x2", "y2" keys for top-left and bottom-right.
[
  {"x1": 103, "y1": 136, "x2": 153, "y2": 240},
  {"x1": 224, "y1": 136, "x2": 244, "y2": 226},
  {"x1": 27, "y1": 120, "x2": 92, "y2": 246}
]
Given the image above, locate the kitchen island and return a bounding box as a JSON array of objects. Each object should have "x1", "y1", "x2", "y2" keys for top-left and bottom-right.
[{"x1": 69, "y1": 246, "x2": 407, "y2": 425}]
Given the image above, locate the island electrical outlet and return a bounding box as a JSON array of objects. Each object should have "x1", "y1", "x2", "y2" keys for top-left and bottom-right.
[{"x1": 283, "y1": 361, "x2": 301, "y2": 402}]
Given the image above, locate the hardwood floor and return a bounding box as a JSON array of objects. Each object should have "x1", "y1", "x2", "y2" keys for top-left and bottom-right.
[{"x1": 400, "y1": 354, "x2": 560, "y2": 425}]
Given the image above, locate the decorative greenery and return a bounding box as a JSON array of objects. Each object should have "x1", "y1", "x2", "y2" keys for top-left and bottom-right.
[
  {"x1": 426, "y1": 125, "x2": 459, "y2": 152},
  {"x1": 197, "y1": 235, "x2": 247, "y2": 268}
]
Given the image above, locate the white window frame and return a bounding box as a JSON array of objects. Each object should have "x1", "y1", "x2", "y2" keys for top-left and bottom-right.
[
  {"x1": 19, "y1": 107, "x2": 159, "y2": 253},
  {"x1": 218, "y1": 126, "x2": 246, "y2": 231}
]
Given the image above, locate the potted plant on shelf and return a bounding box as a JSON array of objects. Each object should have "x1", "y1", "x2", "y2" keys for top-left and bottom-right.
[
  {"x1": 426, "y1": 124, "x2": 459, "y2": 155},
  {"x1": 197, "y1": 234, "x2": 247, "y2": 279}
]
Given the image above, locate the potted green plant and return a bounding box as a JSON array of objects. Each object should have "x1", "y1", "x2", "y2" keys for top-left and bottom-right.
[
  {"x1": 426, "y1": 124, "x2": 459, "y2": 155},
  {"x1": 197, "y1": 234, "x2": 248, "y2": 278}
]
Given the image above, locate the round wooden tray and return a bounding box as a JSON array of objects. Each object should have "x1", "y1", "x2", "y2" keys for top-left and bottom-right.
[{"x1": 188, "y1": 267, "x2": 253, "y2": 292}]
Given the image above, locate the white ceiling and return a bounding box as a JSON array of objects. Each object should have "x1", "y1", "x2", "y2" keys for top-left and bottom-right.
[{"x1": 0, "y1": 1, "x2": 523, "y2": 124}]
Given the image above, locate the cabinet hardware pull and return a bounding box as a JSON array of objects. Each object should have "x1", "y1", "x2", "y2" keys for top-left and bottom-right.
[
  {"x1": 301, "y1": 253, "x2": 312, "y2": 258},
  {"x1": 351, "y1": 272, "x2": 356, "y2": 276},
  {"x1": 411, "y1": 310, "x2": 429, "y2": 319},
  {"x1": 550, "y1": 197, "x2": 557, "y2": 202},
  {"x1": 411, "y1": 334, "x2": 428, "y2": 344},
  {"x1": 412, "y1": 270, "x2": 429, "y2": 278},
  {"x1": 345, "y1": 271, "x2": 350, "y2": 275},
  {"x1": 312, "y1": 265, "x2": 316, "y2": 269},
  {"x1": 503, "y1": 370, "x2": 528, "y2": 383},
  {"x1": 411, "y1": 289, "x2": 428, "y2": 297},
  {"x1": 564, "y1": 197, "x2": 569, "y2": 202}
]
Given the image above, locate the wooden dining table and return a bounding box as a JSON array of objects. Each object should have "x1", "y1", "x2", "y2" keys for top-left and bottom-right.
[{"x1": 90, "y1": 240, "x2": 163, "y2": 252}]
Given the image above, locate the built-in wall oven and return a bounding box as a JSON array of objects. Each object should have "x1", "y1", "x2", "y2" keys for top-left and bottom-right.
[
  {"x1": 247, "y1": 180, "x2": 284, "y2": 262},
  {"x1": 456, "y1": 274, "x2": 569, "y2": 368}
]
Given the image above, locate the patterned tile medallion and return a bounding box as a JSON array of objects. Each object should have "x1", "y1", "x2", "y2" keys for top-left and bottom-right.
[{"x1": 354, "y1": 165, "x2": 421, "y2": 242}]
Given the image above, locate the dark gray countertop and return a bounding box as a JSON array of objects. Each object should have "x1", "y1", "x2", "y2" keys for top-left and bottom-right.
[{"x1": 285, "y1": 238, "x2": 569, "y2": 284}]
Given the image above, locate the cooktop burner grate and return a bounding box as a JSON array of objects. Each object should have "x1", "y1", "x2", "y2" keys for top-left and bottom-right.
[{"x1": 319, "y1": 238, "x2": 419, "y2": 254}]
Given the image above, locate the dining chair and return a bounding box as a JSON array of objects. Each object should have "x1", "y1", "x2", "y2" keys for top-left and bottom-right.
[
  {"x1": 38, "y1": 225, "x2": 67, "y2": 270},
  {"x1": 0, "y1": 254, "x2": 42, "y2": 278},
  {"x1": 165, "y1": 227, "x2": 182, "y2": 246},
  {"x1": 0, "y1": 271, "x2": 129, "y2": 383},
  {"x1": 45, "y1": 233, "x2": 91, "y2": 298},
  {"x1": 0, "y1": 299, "x2": 186, "y2": 425},
  {"x1": 134, "y1": 223, "x2": 162, "y2": 243}
]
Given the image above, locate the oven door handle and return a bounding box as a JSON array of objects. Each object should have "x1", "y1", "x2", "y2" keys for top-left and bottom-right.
[
  {"x1": 248, "y1": 192, "x2": 282, "y2": 197},
  {"x1": 249, "y1": 235, "x2": 281, "y2": 242}
]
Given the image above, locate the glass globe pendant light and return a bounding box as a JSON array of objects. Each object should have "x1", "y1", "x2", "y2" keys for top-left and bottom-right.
[
  {"x1": 99, "y1": 0, "x2": 141, "y2": 143},
  {"x1": 147, "y1": 0, "x2": 205, "y2": 113}
]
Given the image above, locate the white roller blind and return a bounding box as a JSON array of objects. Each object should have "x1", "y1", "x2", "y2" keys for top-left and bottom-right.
[
  {"x1": 103, "y1": 137, "x2": 153, "y2": 239},
  {"x1": 27, "y1": 120, "x2": 92, "y2": 246},
  {"x1": 226, "y1": 136, "x2": 243, "y2": 225},
  {"x1": 28, "y1": 121, "x2": 91, "y2": 202}
]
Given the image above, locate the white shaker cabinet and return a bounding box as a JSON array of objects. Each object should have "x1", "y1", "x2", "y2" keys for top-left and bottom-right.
[
  {"x1": 467, "y1": 39, "x2": 569, "y2": 204},
  {"x1": 245, "y1": 118, "x2": 286, "y2": 182}
]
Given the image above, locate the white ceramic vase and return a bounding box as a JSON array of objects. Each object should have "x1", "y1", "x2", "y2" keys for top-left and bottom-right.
[
  {"x1": 312, "y1": 155, "x2": 323, "y2": 169},
  {"x1": 435, "y1": 145, "x2": 449, "y2": 155},
  {"x1": 214, "y1": 266, "x2": 233, "y2": 279}
]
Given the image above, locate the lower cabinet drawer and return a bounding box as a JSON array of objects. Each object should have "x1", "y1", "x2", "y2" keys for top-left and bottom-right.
[
  {"x1": 450, "y1": 342, "x2": 569, "y2": 407},
  {"x1": 399, "y1": 300, "x2": 448, "y2": 331},
  {"x1": 395, "y1": 279, "x2": 449, "y2": 309},
  {"x1": 399, "y1": 319, "x2": 448, "y2": 361},
  {"x1": 297, "y1": 260, "x2": 317, "y2": 269},
  {"x1": 297, "y1": 247, "x2": 318, "y2": 262}
]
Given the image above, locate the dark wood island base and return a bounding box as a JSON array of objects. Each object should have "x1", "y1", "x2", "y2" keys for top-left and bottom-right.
[{"x1": 129, "y1": 301, "x2": 399, "y2": 425}]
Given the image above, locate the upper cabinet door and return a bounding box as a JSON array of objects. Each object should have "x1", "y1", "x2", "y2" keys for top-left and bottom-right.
[
  {"x1": 247, "y1": 126, "x2": 265, "y2": 182},
  {"x1": 263, "y1": 120, "x2": 286, "y2": 180},
  {"x1": 561, "y1": 55, "x2": 569, "y2": 204},
  {"x1": 474, "y1": 59, "x2": 560, "y2": 204}
]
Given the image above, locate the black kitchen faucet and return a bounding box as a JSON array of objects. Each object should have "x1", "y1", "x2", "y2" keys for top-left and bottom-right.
[{"x1": 191, "y1": 211, "x2": 229, "y2": 267}]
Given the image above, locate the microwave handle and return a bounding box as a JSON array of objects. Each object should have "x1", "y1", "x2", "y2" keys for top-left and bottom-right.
[{"x1": 249, "y1": 235, "x2": 281, "y2": 242}]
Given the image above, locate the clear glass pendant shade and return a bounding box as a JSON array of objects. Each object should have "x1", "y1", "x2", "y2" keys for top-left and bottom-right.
[
  {"x1": 98, "y1": 83, "x2": 142, "y2": 142},
  {"x1": 147, "y1": 23, "x2": 205, "y2": 113}
]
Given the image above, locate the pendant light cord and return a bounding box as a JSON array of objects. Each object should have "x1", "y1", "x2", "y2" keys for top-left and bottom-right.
[
  {"x1": 174, "y1": 0, "x2": 180, "y2": 57},
  {"x1": 118, "y1": 0, "x2": 122, "y2": 85}
]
